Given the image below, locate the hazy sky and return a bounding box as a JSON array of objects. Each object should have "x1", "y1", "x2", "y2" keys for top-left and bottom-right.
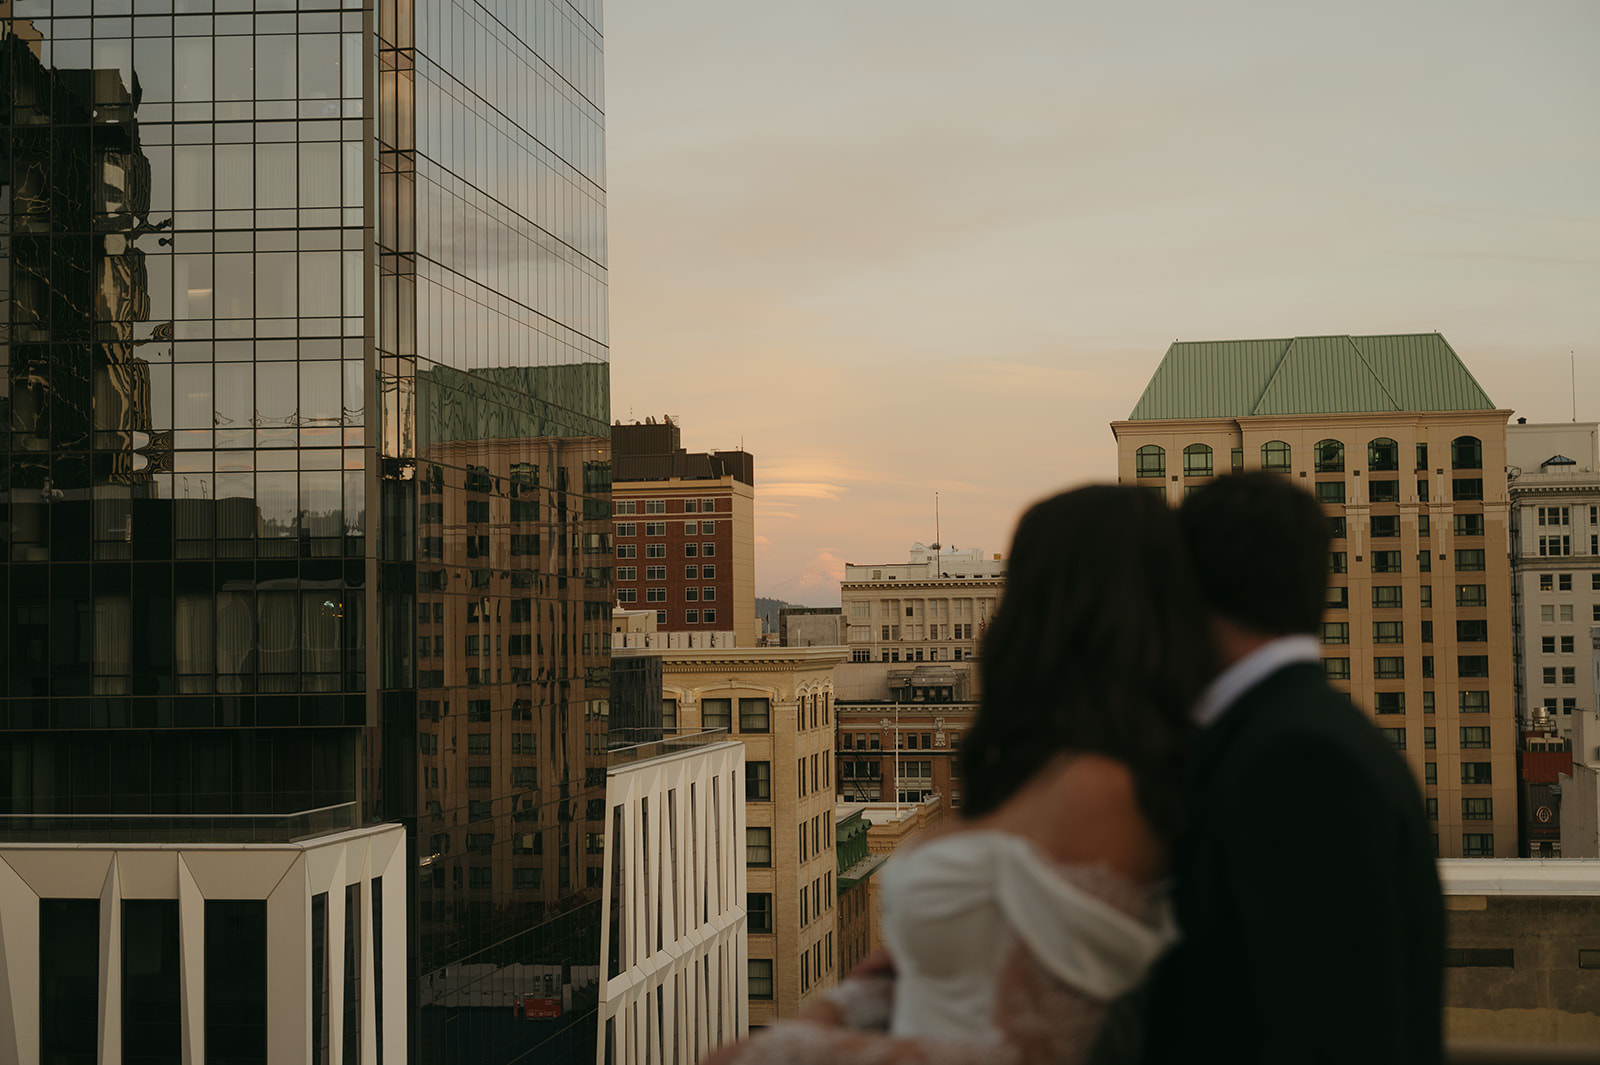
[{"x1": 602, "y1": 0, "x2": 1599, "y2": 605}]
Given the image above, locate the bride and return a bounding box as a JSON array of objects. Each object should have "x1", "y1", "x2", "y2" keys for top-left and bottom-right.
[{"x1": 705, "y1": 485, "x2": 1212, "y2": 1065}]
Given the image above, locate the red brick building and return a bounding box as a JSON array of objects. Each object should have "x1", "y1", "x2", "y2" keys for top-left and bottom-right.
[
  {"x1": 1519, "y1": 725, "x2": 1573, "y2": 857},
  {"x1": 611, "y1": 419, "x2": 756, "y2": 645},
  {"x1": 835, "y1": 668, "x2": 977, "y2": 811}
]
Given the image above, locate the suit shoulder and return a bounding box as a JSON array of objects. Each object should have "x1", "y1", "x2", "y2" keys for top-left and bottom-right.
[{"x1": 1222, "y1": 671, "x2": 1414, "y2": 786}]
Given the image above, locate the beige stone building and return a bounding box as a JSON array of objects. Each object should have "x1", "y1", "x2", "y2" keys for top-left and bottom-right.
[
  {"x1": 628, "y1": 646, "x2": 848, "y2": 1028},
  {"x1": 1113, "y1": 334, "x2": 1517, "y2": 858},
  {"x1": 841, "y1": 545, "x2": 1005, "y2": 668}
]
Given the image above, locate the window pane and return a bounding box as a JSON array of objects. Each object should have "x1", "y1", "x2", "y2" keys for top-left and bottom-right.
[
  {"x1": 215, "y1": 144, "x2": 254, "y2": 212},
  {"x1": 299, "y1": 34, "x2": 341, "y2": 99},
  {"x1": 214, "y1": 252, "x2": 254, "y2": 319},
  {"x1": 256, "y1": 251, "x2": 297, "y2": 316},
  {"x1": 300, "y1": 143, "x2": 341, "y2": 210},
  {"x1": 215, "y1": 36, "x2": 253, "y2": 100},
  {"x1": 173, "y1": 36, "x2": 212, "y2": 101},
  {"x1": 256, "y1": 145, "x2": 297, "y2": 210},
  {"x1": 299, "y1": 252, "x2": 343, "y2": 318},
  {"x1": 257, "y1": 36, "x2": 296, "y2": 99}
]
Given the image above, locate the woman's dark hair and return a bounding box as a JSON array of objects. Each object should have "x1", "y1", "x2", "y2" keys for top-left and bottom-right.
[{"x1": 959, "y1": 485, "x2": 1211, "y2": 840}]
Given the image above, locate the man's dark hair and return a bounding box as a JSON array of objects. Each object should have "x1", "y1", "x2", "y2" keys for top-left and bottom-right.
[{"x1": 1178, "y1": 471, "x2": 1330, "y2": 636}]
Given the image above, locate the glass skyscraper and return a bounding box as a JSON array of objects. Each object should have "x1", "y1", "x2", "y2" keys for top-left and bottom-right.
[{"x1": 0, "y1": 0, "x2": 611, "y2": 1058}]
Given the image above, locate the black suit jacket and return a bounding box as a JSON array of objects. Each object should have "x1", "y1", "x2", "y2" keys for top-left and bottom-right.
[{"x1": 1134, "y1": 661, "x2": 1445, "y2": 1064}]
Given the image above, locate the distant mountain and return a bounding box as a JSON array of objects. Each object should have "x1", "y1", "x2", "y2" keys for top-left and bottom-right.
[{"x1": 756, "y1": 597, "x2": 800, "y2": 636}]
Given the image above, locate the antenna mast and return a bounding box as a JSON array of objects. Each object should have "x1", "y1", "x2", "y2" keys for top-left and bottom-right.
[{"x1": 1573, "y1": 352, "x2": 1578, "y2": 422}]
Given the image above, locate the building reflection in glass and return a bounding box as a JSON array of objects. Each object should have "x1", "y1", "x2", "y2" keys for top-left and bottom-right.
[{"x1": 393, "y1": 372, "x2": 612, "y2": 1062}]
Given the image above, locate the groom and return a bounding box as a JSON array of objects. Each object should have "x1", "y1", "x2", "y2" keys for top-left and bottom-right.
[{"x1": 1104, "y1": 472, "x2": 1444, "y2": 1063}]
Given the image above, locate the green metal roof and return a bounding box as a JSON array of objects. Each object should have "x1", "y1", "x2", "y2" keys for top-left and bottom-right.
[{"x1": 1127, "y1": 333, "x2": 1497, "y2": 420}]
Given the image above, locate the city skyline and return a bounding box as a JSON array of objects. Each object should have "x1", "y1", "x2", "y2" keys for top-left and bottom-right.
[{"x1": 603, "y1": 0, "x2": 1599, "y2": 604}]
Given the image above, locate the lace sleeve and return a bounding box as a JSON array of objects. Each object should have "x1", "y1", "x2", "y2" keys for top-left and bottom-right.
[
  {"x1": 988, "y1": 864, "x2": 1157, "y2": 1065},
  {"x1": 990, "y1": 935, "x2": 1112, "y2": 1065}
]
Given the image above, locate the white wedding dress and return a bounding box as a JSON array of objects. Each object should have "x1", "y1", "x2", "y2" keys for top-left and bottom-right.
[{"x1": 728, "y1": 829, "x2": 1176, "y2": 1065}]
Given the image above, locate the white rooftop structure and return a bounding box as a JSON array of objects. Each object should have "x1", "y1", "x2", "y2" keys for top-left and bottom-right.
[
  {"x1": 1436, "y1": 858, "x2": 1600, "y2": 896},
  {"x1": 1507, "y1": 421, "x2": 1599, "y2": 476},
  {"x1": 844, "y1": 544, "x2": 1006, "y2": 584}
]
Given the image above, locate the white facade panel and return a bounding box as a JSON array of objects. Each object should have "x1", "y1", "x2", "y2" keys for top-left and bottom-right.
[
  {"x1": 0, "y1": 823, "x2": 406, "y2": 1065},
  {"x1": 598, "y1": 740, "x2": 747, "y2": 1065}
]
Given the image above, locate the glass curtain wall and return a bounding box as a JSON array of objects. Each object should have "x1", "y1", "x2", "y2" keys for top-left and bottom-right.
[
  {"x1": 374, "y1": 0, "x2": 611, "y2": 1061},
  {"x1": 1, "y1": 0, "x2": 367, "y2": 813}
]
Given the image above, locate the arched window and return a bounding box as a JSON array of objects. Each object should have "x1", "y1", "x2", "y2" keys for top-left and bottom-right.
[
  {"x1": 1314, "y1": 439, "x2": 1345, "y2": 473},
  {"x1": 1136, "y1": 445, "x2": 1165, "y2": 478},
  {"x1": 1183, "y1": 444, "x2": 1213, "y2": 477},
  {"x1": 1260, "y1": 440, "x2": 1292, "y2": 471},
  {"x1": 1368, "y1": 438, "x2": 1400, "y2": 472},
  {"x1": 1452, "y1": 435, "x2": 1483, "y2": 470}
]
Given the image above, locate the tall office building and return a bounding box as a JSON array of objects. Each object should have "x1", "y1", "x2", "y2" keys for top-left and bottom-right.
[
  {"x1": 1506, "y1": 422, "x2": 1600, "y2": 736},
  {"x1": 0, "y1": 0, "x2": 612, "y2": 1060},
  {"x1": 1113, "y1": 334, "x2": 1518, "y2": 858},
  {"x1": 611, "y1": 418, "x2": 757, "y2": 646}
]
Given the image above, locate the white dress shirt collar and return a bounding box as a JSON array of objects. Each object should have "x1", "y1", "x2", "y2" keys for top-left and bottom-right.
[{"x1": 1191, "y1": 634, "x2": 1322, "y2": 728}]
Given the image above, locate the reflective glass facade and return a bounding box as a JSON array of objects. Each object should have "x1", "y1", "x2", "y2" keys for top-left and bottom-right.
[{"x1": 2, "y1": 0, "x2": 610, "y2": 1057}]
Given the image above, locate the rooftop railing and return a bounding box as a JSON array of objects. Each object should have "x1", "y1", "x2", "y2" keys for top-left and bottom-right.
[
  {"x1": 606, "y1": 727, "x2": 733, "y2": 770},
  {"x1": 0, "y1": 801, "x2": 360, "y2": 844}
]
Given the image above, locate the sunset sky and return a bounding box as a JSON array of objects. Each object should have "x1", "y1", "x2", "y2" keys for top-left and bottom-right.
[{"x1": 603, "y1": 0, "x2": 1599, "y2": 605}]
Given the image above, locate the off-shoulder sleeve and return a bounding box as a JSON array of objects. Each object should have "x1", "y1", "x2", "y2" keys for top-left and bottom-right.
[{"x1": 989, "y1": 836, "x2": 1175, "y2": 1002}]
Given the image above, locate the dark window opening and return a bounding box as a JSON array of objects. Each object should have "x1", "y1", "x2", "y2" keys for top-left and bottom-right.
[
  {"x1": 42, "y1": 899, "x2": 100, "y2": 1065},
  {"x1": 206, "y1": 900, "x2": 268, "y2": 1065},
  {"x1": 1445, "y1": 948, "x2": 1512, "y2": 968},
  {"x1": 124, "y1": 900, "x2": 182, "y2": 1065}
]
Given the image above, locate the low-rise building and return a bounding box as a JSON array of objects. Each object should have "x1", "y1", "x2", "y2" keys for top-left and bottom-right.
[
  {"x1": 833, "y1": 809, "x2": 885, "y2": 980},
  {"x1": 0, "y1": 819, "x2": 407, "y2": 1064},
  {"x1": 1517, "y1": 717, "x2": 1572, "y2": 858},
  {"x1": 836, "y1": 696, "x2": 976, "y2": 810},
  {"x1": 625, "y1": 646, "x2": 848, "y2": 1027},
  {"x1": 837, "y1": 798, "x2": 944, "y2": 961},
  {"x1": 1439, "y1": 859, "x2": 1600, "y2": 1047},
  {"x1": 598, "y1": 731, "x2": 747, "y2": 1065}
]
